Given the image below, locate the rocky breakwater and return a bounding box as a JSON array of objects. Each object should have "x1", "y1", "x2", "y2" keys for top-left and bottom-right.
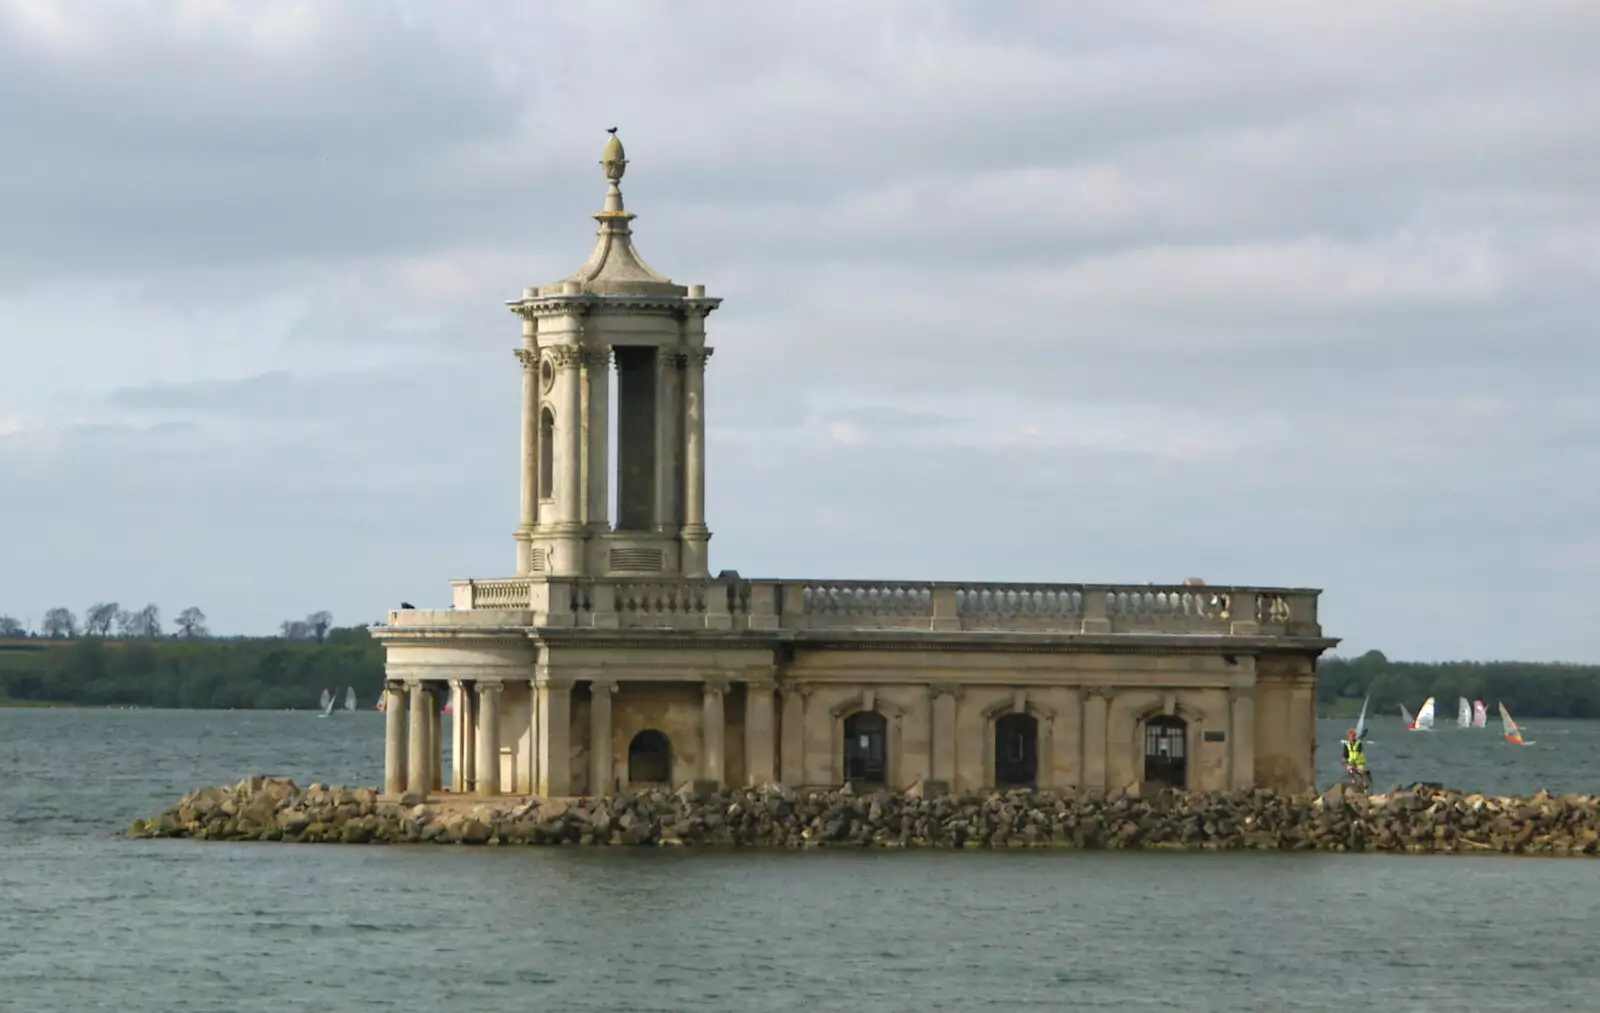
[{"x1": 127, "y1": 778, "x2": 1600, "y2": 855}]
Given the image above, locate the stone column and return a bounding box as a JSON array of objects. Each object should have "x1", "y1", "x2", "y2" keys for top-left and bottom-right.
[
  {"x1": 931, "y1": 687, "x2": 959, "y2": 783},
  {"x1": 384, "y1": 682, "x2": 407, "y2": 796},
  {"x1": 429, "y1": 685, "x2": 444, "y2": 791},
  {"x1": 515, "y1": 333, "x2": 538, "y2": 573},
  {"x1": 583, "y1": 349, "x2": 611, "y2": 534},
  {"x1": 779, "y1": 684, "x2": 807, "y2": 786},
  {"x1": 1229, "y1": 686, "x2": 1256, "y2": 789},
  {"x1": 407, "y1": 681, "x2": 429, "y2": 797},
  {"x1": 590, "y1": 679, "x2": 616, "y2": 795},
  {"x1": 448, "y1": 680, "x2": 465, "y2": 792},
  {"x1": 1081, "y1": 686, "x2": 1111, "y2": 793},
  {"x1": 680, "y1": 347, "x2": 711, "y2": 577},
  {"x1": 536, "y1": 678, "x2": 572, "y2": 797},
  {"x1": 744, "y1": 680, "x2": 776, "y2": 786},
  {"x1": 547, "y1": 344, "x2": 584, "y2": 575},
  {"x1": 475, "y1": 681, "x2": 502, "y2": 797},
  {"x1": 653, "y1": 351, "x2": 681, "y2": 534},
  {"x1": 702, "y1": 680, "x2": 727, "y2": 786},
  {"x1": 461, "y1": 683, "x2": 477, "y2": 792}
]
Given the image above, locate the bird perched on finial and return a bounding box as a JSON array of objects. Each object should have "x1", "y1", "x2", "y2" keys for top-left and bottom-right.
[{"x1": 607, "y1": 126, "x2": 618, "y2": 135}]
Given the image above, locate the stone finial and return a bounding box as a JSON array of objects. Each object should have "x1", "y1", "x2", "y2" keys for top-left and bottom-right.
[{"x1": 600, "y1": 129, "x2": 627, "y2": 214}]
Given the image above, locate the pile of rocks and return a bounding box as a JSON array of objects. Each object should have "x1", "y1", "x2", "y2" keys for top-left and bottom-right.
[{"x1": 126, "y1": 777, "x2": 1600, "y2": 855}]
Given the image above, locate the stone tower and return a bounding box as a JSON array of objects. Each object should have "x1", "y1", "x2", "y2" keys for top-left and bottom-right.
[{"x1": 509, "y1": 132, "x2": 721, "y2": 579}]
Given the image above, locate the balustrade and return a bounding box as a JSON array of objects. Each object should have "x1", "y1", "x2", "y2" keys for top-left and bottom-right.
[{"x1": 436, "y1": 574, "x2": 1319, "y2": 638}]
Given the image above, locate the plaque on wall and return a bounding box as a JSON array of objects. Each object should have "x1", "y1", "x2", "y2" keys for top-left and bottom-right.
[{"x1": 1203, "y1": 730, "x2": 1226, "y2": 743}]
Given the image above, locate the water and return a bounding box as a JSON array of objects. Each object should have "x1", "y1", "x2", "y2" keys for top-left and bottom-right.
[{"x1": 3, "y1": 711, "x2": 1599, "y2": 1012}]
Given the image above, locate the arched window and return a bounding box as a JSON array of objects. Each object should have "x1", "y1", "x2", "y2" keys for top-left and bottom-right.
[
  {"x1": 995, "y1": 712, "x2": 1039, "y2": 787},
  {"x1": 538, "y1": 407, "x2": 555, "y2": 499},
  {"x1": 628, "y1": 729, "x2": 672, "y2": 784},
  {"x1": 842, "y1": 710, "x2": 888, "y2": 784},
  {"x1": 1143, "y1": 715, "x2": 1188, "y2": 789}
]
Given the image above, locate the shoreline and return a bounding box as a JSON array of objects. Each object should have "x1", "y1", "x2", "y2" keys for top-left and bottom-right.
[{"x1": 128, "y1": 779, "x2": 1600, "y2": 856}]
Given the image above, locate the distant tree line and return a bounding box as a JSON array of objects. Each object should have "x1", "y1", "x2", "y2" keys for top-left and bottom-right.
[
  {"x1": 1318, "y1": 650, "x2": 1600, "y2": 719},
  {"x1": 0, "y1": 625, "x2": 383, "y2": 710},
  {"x1": 0, "y1": 605, "x2": 339, "y2": 643}
]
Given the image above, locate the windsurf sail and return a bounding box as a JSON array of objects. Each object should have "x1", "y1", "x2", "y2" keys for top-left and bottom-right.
[
  {"x1": 1414, "y1": 697, "x2": 1436, "y2": 731},
  {"x1": 1355, "y1": 695, "x2": 1371, "y2": 740},
  {"x1": 318, "y1": 688, "x2": 335, "y2": 717},
  {"x1": 1400, "y1": 702, "x2": 1415, "y2": 729},
  {"x1": 1499, "y1": 702, "x2": 1528, "y2": 745},
  {"x1": 1472, "y1": 700, "x2": 1487, "y2": 727},
  {"x1": 344, "y1": 687, "x2": 357, "y2": 712},
  {"x1": 1457, "y1": 697, "x2": 1472, "y2": 728}
]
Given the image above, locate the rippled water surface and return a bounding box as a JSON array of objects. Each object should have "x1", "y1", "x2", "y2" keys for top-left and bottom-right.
[{"x1": 3, "y1": 710, "x2": 1599, "y2": 1012}]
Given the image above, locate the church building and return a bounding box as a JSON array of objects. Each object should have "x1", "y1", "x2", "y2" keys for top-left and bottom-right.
[{"x1": 370, "y1": 133, "x2": 1337, "y2": 801}]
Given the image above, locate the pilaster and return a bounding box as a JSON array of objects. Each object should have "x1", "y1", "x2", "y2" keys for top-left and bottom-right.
[
  {"x1": 1081, "y1": 685, "x2": 1112, "y2": 793},
  {"x1": 680, "y1": 346, "x2": 712, "y2": 577},
  {"x1": 779, "y1": 682, "x2": 809, "y2": 786},
  {"x1": 930, "y1": 685, "x2": 961, "y2": 783},
  {"x1": 744, "y1": 679, "x2": 776, "y2": 786},
  {"x1": 1229, "y1": 686, "x2": 1256, "y2": 789},
  {"x1": 590, "y1": 679, "x2": 617, "y2": 795},
  {"x1": 536, "y1": 677, "x2": 572, "y2": 797},
  {"x1": 702, "y1": 679, "x2": 728, "y2": 786}
]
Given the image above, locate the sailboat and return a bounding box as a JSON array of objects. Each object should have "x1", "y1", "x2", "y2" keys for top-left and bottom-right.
[
  {"x1": 1400, "y1": 702, "x2": 1416, "y2": 730},
  {"x1": 1413, "y1": 697, "x2": 1436, "y2": 731},
  {"x1": 317, "y1": 688, "x2": 335, "y2": 718},
  {"x1": 1499, "y1": 702, "x2": 1533, "y2": 745},
  {"x1": 1472, "y1": 700, "x2": 1488, "y2": 728},
  {"x1": 1355, "y1": 695, "x2": 1371, "y2": 740},
  {"x1": 1457, "y1": 697, "x2": 1472, "y2": 728},
  {"x1": 343, "y1": 687, "x2": 357, "y2": 712}
]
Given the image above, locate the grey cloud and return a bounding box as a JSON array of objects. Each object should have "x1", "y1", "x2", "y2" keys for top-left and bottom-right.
[{"x1": 1, "y1": 2, "x2": 1597, "y2": 660}]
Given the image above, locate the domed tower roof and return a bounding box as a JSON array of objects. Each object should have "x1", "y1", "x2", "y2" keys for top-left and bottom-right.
[{"x1": 537, "y1": 129, "x2": 684, "y2": 298}]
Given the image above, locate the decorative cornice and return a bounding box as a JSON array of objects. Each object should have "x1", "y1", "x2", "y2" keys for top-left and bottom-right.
[
  {"x1": 580, "y1": 348, "x2": 612, "y2": 370},
  {"x1": 511, "y1": 297, "x2": 712, "y2": 320},
  {"x1": 686, "y1": 347, "x2": 713, "y2": 368},
  {"x1": 514, "y1": 348, "x2": 538, "y2": 370}
]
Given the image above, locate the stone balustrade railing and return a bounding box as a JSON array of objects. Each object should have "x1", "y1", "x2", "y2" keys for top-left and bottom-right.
[{"x1": 434, "y1": 576, "x2": 1322, "y2": 637}]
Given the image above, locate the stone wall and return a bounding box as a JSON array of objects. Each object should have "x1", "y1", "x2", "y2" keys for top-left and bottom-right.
[{"x1": 130, "y1": 777, "x2": 1600, "y2": 856}]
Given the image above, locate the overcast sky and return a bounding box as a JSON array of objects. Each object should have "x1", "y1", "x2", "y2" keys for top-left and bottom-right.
[{"x1": 2, "y1": 1, "x2": 1596, "y2": 660}]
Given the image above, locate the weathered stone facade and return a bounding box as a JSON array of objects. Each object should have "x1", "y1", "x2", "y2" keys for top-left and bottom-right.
[{"x1": 369, "y1": 133, "x2": 1337, "y2": 801}]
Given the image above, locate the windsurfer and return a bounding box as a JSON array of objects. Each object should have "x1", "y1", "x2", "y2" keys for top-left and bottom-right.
[{"x1": 1341, "y1": 728, "x2": 1369, "y2": 790}]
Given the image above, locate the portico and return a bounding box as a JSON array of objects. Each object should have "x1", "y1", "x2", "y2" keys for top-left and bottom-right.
[{"x1": 370, "y1": 132, "x2": 1338, "y2": 801}]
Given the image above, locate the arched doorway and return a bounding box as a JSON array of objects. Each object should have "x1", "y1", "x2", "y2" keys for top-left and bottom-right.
[
  {"x1": 628, "y1": 730, "x2": 672, "y2": 784},
  {"x1": 995, "y1": 713, "x2": 1039, "y2": 787},
  {"x1": 842, "y1": 711, "x2": 888, "y2": 784},
  {"x1": 1143, "y1": 715, "x2": 1187, "y2": 789}
]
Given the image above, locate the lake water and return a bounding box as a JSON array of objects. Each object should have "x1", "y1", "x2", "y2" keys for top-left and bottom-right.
[{"x1": 3, "y1": 710, "x2": 1598, "y2": 1012}]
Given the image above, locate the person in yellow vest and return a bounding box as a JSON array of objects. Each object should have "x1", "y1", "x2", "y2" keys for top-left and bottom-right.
[{"x1": 1341, "y1": 728, "x2": 1369, "y2": 789}]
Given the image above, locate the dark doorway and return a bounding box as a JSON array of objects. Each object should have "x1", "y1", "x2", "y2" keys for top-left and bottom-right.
[
  {"x1": 843, "y1": 711, "x2": 888, "y2": 784},
  {"x1": 628, "y1": 729, "x2": 672, "y2": 784},
  {"x1": 995, "y1": 712, "x2": 1039, "y2": 787},
  {"x1": 1143, "y1": 716, "x2": 1188, "y2": 789}
]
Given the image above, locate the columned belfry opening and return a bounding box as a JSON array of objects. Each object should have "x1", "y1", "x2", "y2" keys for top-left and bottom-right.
[{"x1": 509, "y1": 129, "x2": 720, "y2": 581}]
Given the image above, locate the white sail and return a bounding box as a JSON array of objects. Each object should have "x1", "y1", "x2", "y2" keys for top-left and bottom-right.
[
  {"x1": 1355, "y1": 695, "x2": 1371, "y2": 740},
  {"x1": 1457, "y1": 697, "x2": 1472, "y2": 728},
  {"x1": 344, "y1": 687, "x2": 357, "y2": 712},
  {"x1": 1414, "y1": 697, "x2": 1436, "y2": 731},
  {"x1": 1400, "y1": 702, "x2": 1415, "y2": 728},
  {"x1": 319, "y1": 688, "x2": 335, "y2": 717},
  {"x1": 1472, "y1": 700, "x2": 1487, "y2": 728}
]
